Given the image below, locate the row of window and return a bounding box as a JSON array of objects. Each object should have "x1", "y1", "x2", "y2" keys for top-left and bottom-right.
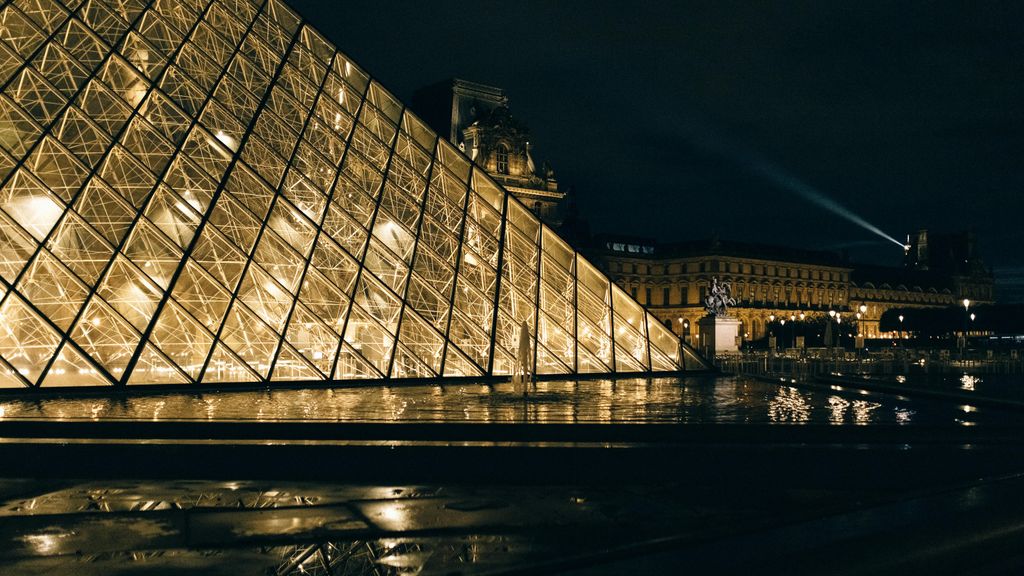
[
  {"x1": 608, "y1": 259, "x2": 848, "y2": 282},
  {"x1": 626, "y1": 283, "x2": 847, "y2": 308}
]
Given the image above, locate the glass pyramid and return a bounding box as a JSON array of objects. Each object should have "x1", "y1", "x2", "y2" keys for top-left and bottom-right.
[{"x1": 0, "y1": 0, "x2": 695, "y2": 389}]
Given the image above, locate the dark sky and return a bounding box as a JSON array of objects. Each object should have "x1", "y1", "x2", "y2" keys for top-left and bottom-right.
[{"x1": 289, "y1": 0, "x2": 1024, "y2": 300}]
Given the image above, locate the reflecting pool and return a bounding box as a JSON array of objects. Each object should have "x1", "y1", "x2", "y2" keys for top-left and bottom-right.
[{"x1": 0, "y1": 375, "x2": 1017, "y2": 426}]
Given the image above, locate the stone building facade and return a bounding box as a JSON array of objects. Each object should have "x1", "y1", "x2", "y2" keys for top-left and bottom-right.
[
  {"x1": 595, "y1": 232, "x2": 994, "y2": 344},
  {"x1": 412, "y1": 79, "x2": 565, "y2": 226}
]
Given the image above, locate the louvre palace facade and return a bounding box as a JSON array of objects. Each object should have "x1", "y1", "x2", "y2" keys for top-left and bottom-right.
[
  {"x1": 597, "y1": 231, "x2": 995, "y2": 343},
  {"x1": 0, "y1": 0, "x2": 696, "y2": 391}
]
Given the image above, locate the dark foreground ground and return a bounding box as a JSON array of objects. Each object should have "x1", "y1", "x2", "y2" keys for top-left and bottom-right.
[{"x1": 1, "y1": 375, "x2": 1023, "y2": 575}]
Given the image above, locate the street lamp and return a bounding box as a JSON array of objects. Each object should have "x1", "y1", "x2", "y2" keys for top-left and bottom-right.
[
  {"x1": 836, "y1": 314, "x2": 843, "y2": 349},
  {"x1": 798, "y1": 312, "x2": 805, "y2": 349},
  {"x1": 961, "y1": 299, "x2": 971, "y2": 356},
  {"x1": 898, "y1": 314, "x2": 905, "y2": 343}
]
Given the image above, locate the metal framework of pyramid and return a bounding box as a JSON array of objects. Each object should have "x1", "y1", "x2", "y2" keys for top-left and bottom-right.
[{"x1": 0, "y1": 0, "x2": 698, "y2": 389}]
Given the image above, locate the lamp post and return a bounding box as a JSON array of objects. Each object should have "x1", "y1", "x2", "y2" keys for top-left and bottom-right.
[
  {"x1": 768, "y1": 314, "x2": 776, "y2": 352},
  {"x1": 798, "y1": 312, "x2": 805, "y2": 349},
  {"x1": 789, "y1": 315, "x2": 796, "y2": 349},
  {"x1": 826, "y1": 310, "x2": 836, "y2": 350},
  {"x1": 859, "y1": 304, "x2": 867, "y2": 337},
  {"x1": 836, "y1": 313, "x2": 843, "y2": 350},
  {"x1": 961, "y1": 298, "x2": 971, "y2": 357},
  {"x1": 898, "y1": 314, "x2": 904, "y2": 345}
]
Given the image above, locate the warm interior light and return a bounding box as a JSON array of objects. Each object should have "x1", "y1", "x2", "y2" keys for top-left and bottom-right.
[{"x1": 214, "y1": 130, "x2": 238, "y2": 152}]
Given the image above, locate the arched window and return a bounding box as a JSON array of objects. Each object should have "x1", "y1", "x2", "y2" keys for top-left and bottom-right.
[{"x1": 495, "y1": 143, "x2": 509, "y2": 174}]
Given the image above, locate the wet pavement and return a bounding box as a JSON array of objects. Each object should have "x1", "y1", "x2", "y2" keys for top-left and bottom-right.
[
  {"x1": 0, "y1": 478, "x2": 919, "y2": 575},
  {"x1": 2, "y1": 374, "x2": 1024, "y2": 573},
  {"x1": 3, "y1": 474, "x2": 1024, "y2": 575}
]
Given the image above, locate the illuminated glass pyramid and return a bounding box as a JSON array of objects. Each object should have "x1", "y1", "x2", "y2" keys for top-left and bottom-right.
[{"x1": 0, "y1": 0, "x2": 694, "y2": 389}]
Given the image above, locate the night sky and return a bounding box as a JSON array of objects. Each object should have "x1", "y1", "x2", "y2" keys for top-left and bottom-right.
[{"x1": 288, "y1": 1, "x2": 1024, "y2": 300}]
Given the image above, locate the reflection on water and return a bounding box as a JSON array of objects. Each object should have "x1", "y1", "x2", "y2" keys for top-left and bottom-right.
[
  {"x1": 768, "y1": 388, "x2": 811, "y2": 423},
  {"x1": 828, "y1": 396, "x2": 850, "y2": 424},
  {"x1": 851, "y1": 400, "x2": 882, "y2": 424},
  {"x1": 895, "y1": 408, "x2": 915, "y2": 424},
  {"x1": 960, "y1": 374, "x2": 980, "y2": 391},
  {"x1": 0, "y1": 375, "x2": 1016, "y2": 425}
]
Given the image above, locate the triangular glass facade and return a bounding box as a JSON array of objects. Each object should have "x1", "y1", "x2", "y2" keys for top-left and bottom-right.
[{"x1": 0, "y1": 0, "x2": 696, "y2": 389}]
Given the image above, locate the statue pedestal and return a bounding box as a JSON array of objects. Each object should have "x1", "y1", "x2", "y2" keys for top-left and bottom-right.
[{"x1": 698, "y1": 315, "x2": 741, "y2": 356}]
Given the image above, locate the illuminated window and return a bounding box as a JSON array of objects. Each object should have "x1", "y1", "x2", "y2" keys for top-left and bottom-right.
[{"x1": 495, "y1": 143, "x2": 509, "y2": 174}]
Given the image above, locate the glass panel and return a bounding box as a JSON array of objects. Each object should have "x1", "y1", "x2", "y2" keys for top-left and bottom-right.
[
  {"x1": 145, "y1": 184, "x2": 201, "y2": 249},
  {"x1": 377, "y1": 181, "x2": 421, "y2": 234},
  {"x1": 405, "y1": 274, "x2": 449, "y2": 333},
  {"x1": 363, "y1": 238, "x2": 409, "y2": 296},
  {"x1": 149, "y1": 300, "x2": 213, "y2": 380},
  {"x1": 0, "y1": 294, "x2": 62, "y2": 384},
  {"x1": 171, "y1": 260, "x2": 231, "y2": 333},
  {"x1": 0, "y1": 208, "x2": 38, "y2": 283},
  {"x1": 612, "y1": 285, "x2": 649, "y2": 371},
  {"x1": 470, "y1": 169, "x2": 503, "y2": 212},
  {"x1": 122, "y1": 218, "x2": 182, "y2": 289},
  {"x1": 538, "y1": 311, "x2": 574, "y2": 372},
  {"x1": 321, "y1": 199, "x2": 369, "y2": 260},
  {"x1": 390, "y1": 344, "x2": 432, "y2": 379},
  {"x1": 353, "y1": 273, "x2": 401, "y2": 334},
  {"x1": 220, "y1": 301, "x2": 280, "y2": 378},
  {"x1": 280, "y1": 170, "x2": 326, "y2": 223},
  {"x1": 223, "y1": 162, "x2": 274, "y2": 222},
  {"x1": 0, "y1": 168, "x2": 64, "y2": 241},
  {"x1": 47, "y1": 210, "x2": 113, "y2": 286},
  {"x1": 396, "y1": 308, "x2": 443, "y2": 375},
  {"x1": 76, "y1": 78, "x2": 133, "y2": 136},
  {"x1": 333, "y1": 340, "x2": 381, "y2": 380},
  {"x1": 192, "y1": 225, "x2": 246, "y2": 292},
  {"x1": 253, "y1": 228, "x2": 305, "y2": 294},
  {"x1": 96, "y1": 255, "x2": 162, "y2": 331},
  {"x1": 266, "y1": 198, "x2": 316, "y2": 258},
  {"x1": 98, "y1": 145, "x2": 156, "y2": 208},
  {"x1": 283, "y1": 303, "x2": 338, "y2": 377},
  {"x1": 72, "y1": 296, "x2": 141, "y2": 378},
  {"x1": 298, "y1": 267, "x2": 349, "y2": 333},
  {"x1": 536, "y1": 341, "x2": 571, "y2": 375},
  {"x1": 24, "y1": 136, "x2": 88, "y2": 203},
  {"x1": 442, "y1": 344, "x2": 482, "y2": 378},
  {"x1": 342, "y1": 303, "x2": 393, "y2": 377},
  {"x1": 0, "y1": 4, "x2": 47, "y2": 58},
  {"x1": 0, "y1": 94, "x2": 42, "y2": 157},
  {"x1": 40, "y1": 342, "x2": 113, "y2": 387},
  {"x1": 202, "y1": 341, "x2": 260, "y2": 383},
  {"x1": 647, "y1": 312, "x2": 680, "y2": 371},
  {"x1": 209, "y1": 189, "x2": 262, "y2": 256},
  {"x1": 10, "y1": 67, "x2": 67, "y2": 125},
  {"x1": 447, "y1": 310, "x2": 489, "y2": 372},
  {"x1": 271, "y1": 341, "x2": 321, "y2": 381},
  {"x1": 126, "y1": 342, "x2": 190, "y2": 385},
  {"x1": 73, "y1": 178, "x2": 135, "y2": 246},
  {"x1": 237, "y1": 263, "x2": 292, "y2": 332}
]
